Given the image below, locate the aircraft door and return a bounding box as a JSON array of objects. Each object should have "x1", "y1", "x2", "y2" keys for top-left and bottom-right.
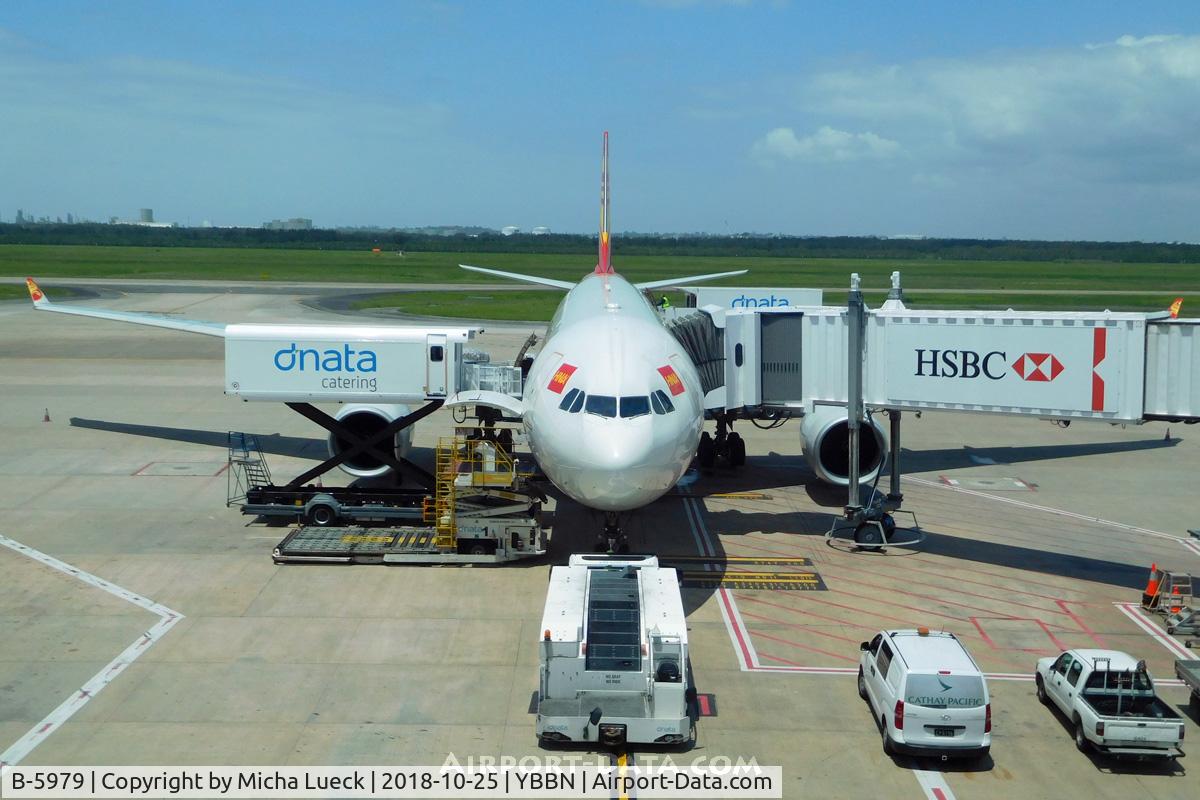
[{"x1": 426, "y1": 334, "x2": 448, "y2": 397}]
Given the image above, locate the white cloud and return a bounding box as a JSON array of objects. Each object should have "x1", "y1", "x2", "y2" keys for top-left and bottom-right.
[
  {"x1": 789, "y1": 34, "x2": 1200, "y2": 182},
  {"x1": 752, "y1": 125, "x2": 901, "y2": 163}
]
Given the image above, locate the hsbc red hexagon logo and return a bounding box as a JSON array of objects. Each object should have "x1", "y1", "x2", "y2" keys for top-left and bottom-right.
[{"x1": 1012, "y1": 352, "x2": 1064, "y2": 382}]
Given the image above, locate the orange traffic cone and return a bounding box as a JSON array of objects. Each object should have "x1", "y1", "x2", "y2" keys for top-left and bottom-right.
[
  {"x1": 1142, "y1": 564, "x2": 1160, "y2": 608},
  {"x1": 1170, "y1": 587, "x2": 1183, "y2": 614}
]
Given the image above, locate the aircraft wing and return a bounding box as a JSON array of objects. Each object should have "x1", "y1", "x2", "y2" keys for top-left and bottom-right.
[
  {"x1": 634, "y1": 270, "x2": 747, "y2": 291},
  {"x1": 25, "y1": 278, "x2": 226, "y2": 337},
  {"x1": 459, "y1": 264, "x2": 575, "y2": 289}
]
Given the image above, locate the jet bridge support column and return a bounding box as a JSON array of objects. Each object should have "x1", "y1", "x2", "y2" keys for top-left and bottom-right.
[
  {"x1": 886, "y1": 409, "x2": 903, "y2": 508},
  {"x1": 845, "y1": 273, "x2": 865, "y2": 520}
]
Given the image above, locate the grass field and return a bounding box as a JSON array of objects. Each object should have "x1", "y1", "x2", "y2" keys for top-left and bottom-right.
[
  {"x1": 352, "y1": 289, "x2": 1184, "y2": 321},
  {"x1": 0, "y1": 243, "x2": 1192, "y2": 321},
  {"x1": 3, "y1": 244, "x2": 1200, "y2": 293}
]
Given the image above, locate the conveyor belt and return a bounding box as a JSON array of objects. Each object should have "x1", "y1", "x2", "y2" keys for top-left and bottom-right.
[{"x1": 273, "y1": 525, "x2": 439, "y2": 563}]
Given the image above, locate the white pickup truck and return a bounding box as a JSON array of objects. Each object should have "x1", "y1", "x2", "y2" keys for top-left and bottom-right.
[{"x1": 1035, "y1": 649, "x2": 1185, "y2": 759}]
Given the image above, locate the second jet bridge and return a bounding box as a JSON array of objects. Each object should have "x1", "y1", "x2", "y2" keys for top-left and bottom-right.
[{"x1": 707, "y1": 304, "x2": 1200, "y2": 424}]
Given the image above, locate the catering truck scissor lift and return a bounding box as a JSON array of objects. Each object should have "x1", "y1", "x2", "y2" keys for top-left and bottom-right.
[{"x1": 536, "y1": 554, "x2": 694, "y2": 748}]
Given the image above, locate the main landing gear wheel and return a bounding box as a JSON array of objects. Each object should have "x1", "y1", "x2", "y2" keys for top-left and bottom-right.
[
  {"x1": 697, "y1": 432, "x2": 716, "y2": 469},
  {"x1": 728, "y1": 432, "x2": 746, "y2": 467}
]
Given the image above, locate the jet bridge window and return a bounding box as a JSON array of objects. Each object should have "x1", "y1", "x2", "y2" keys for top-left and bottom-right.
[
  {"x1": 650, "y1": 389, "x2": 675, "y2": 415},
  {"x1": 558, "y1": 388, "x2": 586, "y2": 413},
  {"x1": 585, "y1": 394, "x2": 617, "y2": 418},
  {"x1": 619, "y1": 396, "x2": 650, "y2": 418}
]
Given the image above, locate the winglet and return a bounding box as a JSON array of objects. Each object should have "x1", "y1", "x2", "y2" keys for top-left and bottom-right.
[
  {"x1": 595, "y1": 131, "x2": 613, "y2": 275},
  {"x1": 26, "y1": 277, "x2": 49, "y2": 307}
]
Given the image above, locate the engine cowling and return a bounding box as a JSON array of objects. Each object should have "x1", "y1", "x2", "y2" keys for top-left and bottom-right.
[
  {"x1": 326, "y1": 404, "x2": 414, "y2": 478},
  {"x1": 799, "y1": 405, "x2": 888, "y2": 486}
]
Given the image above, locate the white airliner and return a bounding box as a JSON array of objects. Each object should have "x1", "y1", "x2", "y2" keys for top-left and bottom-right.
[{"x1": 24, "y1": 133, "x2": 745, "y2": 539}]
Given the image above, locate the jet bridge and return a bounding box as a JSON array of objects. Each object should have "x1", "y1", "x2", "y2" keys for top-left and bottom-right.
[{"x1": 709, "y1": 301, "x2": 1200, "y2": 424}]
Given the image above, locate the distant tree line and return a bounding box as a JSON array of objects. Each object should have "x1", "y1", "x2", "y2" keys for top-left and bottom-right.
[{"x1": 2, "y1": 222, "x2": 1199, "y2": 263}]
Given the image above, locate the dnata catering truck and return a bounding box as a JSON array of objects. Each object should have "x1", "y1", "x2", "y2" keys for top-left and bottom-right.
[
  {"x1": 536, "y1": 554, "x2": 693, "y2": 748},
  {"x1": 1036, "y1": 649, "x2": 1184, "y2": 759},
  {"x1": 858, "y1": 628, "x2": 991, "y2": 760}
]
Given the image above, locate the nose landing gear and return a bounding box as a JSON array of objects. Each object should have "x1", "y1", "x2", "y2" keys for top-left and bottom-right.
[{"x1": 595, "y1": 511, "x2": 630, "y2": 554}]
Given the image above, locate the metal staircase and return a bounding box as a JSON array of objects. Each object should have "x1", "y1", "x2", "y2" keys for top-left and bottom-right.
[
  {"x1": 227, "y1": 431, "x2": 272, "y2": 506},
  {"x1": 430, "y1": 437, "x2": 460, "y2": 550}
]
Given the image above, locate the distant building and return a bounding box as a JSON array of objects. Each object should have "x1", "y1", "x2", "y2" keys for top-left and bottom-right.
[
  {"x1": 501, "y1": 226, "x2": 520, "y2": 236},
  {"x1": 263, "y1": 218, "x2": 314, "y2": 231},
  {"x1": 139, "y1": 208, "x2": 154, "y2": 223},
  {"x1": 531, "y1": 226, "x2": 550, "y2": 235}
]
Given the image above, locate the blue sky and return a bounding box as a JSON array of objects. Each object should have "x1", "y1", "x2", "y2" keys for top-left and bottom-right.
[{"x1": 2, "y1": 1, "x2": 1199, "y2": 240}]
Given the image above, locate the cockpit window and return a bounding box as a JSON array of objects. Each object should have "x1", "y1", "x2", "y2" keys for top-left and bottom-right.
[
  {"x1": 584, "y1": 394, "x2": 617, "y2": 418},
  {"x1": 651, "y1": 389, "x2": 675, "y2": 414},
  {"x1": 558, "y1": 388, "x2": 586, "y2": 413},
  {"x1": 619, "y1": 396, "x2": 651, "y2": 418}
]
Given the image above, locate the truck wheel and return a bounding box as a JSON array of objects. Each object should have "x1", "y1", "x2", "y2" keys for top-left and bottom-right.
[
  {"x1": 858, "y1": 668, "x2": 869, "y2": 700},
  {"x1": 308, "y1": 504, "x2": 337, "y2": 526},
  {"x1": 1074, "y1": 718, "x2": 1090, "y2": 753},
  {"x1": 468, "y1": 543, "x2": 488, "y2": 556},
  {"x1": 881, "y1": 717, "x2": 896, "y2": 756},
  {"x1": 1036, "y1": 676, "x2": 1049, "y2": 705}
]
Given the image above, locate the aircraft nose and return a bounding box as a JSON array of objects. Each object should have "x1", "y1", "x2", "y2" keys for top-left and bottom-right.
[{"x1": 566, "y1": 425, "x2": 674, "y2": 510}]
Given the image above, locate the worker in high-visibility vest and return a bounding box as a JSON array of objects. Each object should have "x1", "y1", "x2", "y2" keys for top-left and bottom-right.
[{"x1": 657, "y1": 295, "x2": 671, "y2": 310}]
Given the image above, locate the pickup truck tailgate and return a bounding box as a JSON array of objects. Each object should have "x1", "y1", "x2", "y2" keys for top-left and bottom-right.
[{"x1": 1101, "y1": 719, "x2": 1181, "y2": 747}]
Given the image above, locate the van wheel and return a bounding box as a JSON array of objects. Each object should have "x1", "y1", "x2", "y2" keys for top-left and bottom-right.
[
  {"x1": 1073, "y1": 718, "x2": 1090, "y2": 753},
  {"x1": 857, "y1": 668, "x2": 869, "y2": 700},
  {"x1": 882, "y1": 718, "x2": 896, "y2": 756},
  {"x1": 1036, "y1": 676, "x2": 1049, "y2": 705}
]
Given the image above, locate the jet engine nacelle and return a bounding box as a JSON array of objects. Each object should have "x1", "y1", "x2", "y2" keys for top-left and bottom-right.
[
  {"x1": 326, "y1": 404, "x2": 413, "y2": 479},
  {"x1": 799, "y1": 405, "x2": 888, "y2": 486}
]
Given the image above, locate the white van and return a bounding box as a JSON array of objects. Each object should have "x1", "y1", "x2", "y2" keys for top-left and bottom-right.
[{"x1": 858, "y1": 628, "x2": 991, "y2": 760}]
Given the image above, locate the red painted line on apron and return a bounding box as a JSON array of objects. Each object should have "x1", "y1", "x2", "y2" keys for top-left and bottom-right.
[
  {"x1": 748, "y1": 629, "x2": 860, "y2": 664},
  {"x1": 739, "y1": 609, "x2": 866, "y2": 645},
  {"x1": 718, "y1": 588, "x2": 756, "y2": 668},
  {"x1": 821, "y1": 558, "x2": 1073, "y2": 618}
]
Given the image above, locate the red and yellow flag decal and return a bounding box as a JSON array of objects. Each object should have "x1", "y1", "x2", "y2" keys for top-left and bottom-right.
[
  {"x1": 657, "y1": 365, "x2": 685, "y2": 396},
  {"x1": 1169, "y1": 297, "x2": 1184, "y2": 319},
  {"x1": 547, "y1": 363, "x2": 577, "y2": 393}
]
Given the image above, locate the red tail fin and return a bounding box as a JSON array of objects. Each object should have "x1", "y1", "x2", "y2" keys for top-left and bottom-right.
[{"x1": 595, "y1": 131, "x2": 613, "y2": 274}]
